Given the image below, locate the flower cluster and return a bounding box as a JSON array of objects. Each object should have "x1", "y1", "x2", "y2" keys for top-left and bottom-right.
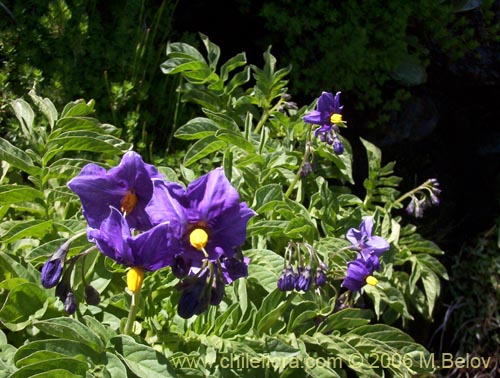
[
  {"x1": 341, "y1": 217, "x2": 390, "y2": 292},
  {"x1": 303, "y1": 91, "x2": 346, "y2": 154},
  {"x1": 40, "y1": 152, "x2": 255, "y2": 318},
  {"x1": 277, "y1": 242, "x2": 328, "y2": 292},
  {"x1": 405, "y1": 178, "x2": 441, "y2": 218}
]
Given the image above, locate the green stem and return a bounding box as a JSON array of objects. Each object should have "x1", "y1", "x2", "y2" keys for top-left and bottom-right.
[
  {"x1": 284, "y1": 127, "x2": 312, "y2": 199},
  {"x1": 124, "y1": 291, "x2": 140, "y2": 336},
  {"x1": 254, "y1": 98, "x2": 284, "y2": 134}
]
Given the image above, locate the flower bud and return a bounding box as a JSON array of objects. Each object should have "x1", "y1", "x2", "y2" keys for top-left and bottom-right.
[
  {"x1": 64, "y1": 292, "x2": 77, "y2": 315},
  {"x1": 295, "y1": 266, "x2": 312, "y2": 292},
  {"x1": 41, "y1": 259, "x2": 63, "y2": 289},
  {"x1": 84, "y1": 284, "x2": 100, "y2": 306},
  {"x1": 315, "y1": 268, "x2": 327, "y2": 287},
  {"x1": 333, "y1": 138, "x2": 344, "y2": 155}
]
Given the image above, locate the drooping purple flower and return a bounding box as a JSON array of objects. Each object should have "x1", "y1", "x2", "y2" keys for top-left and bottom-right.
[
  {"x1": 341, "y1": 255, "x2": 380, "y2": 292},
  {"x1": 295, "y1": 266, "x2": 313, "y2": 292},
  {"x1": 346, "y1": 216, "x2": 390, "y2": 260},
  {"x1": 40, "y1": 239, "x2": 70, "y2": 288},
  {"x1": 315, "y1": 267, "x2": 327, "y2": 287},
  {"x1": 277, "y1": 266, "x2": 296, "y2": 292},
  {"x1": 303, "y1": 91, "x2": 346, "y2": 153},
  {"x1": 146, "y1": 167, "x2": 256, "y2": 275},
  {"x1": 87, "y1": 206, "x2": 173, "y2": 271},
  {"x1": 68, "y1": 151, "x2": 162, "y2": 231},
  {"x1": 220, "y1": 255, "x2": 250, "y2": 284}
]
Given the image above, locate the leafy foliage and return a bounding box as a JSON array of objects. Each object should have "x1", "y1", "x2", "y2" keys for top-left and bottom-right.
[{"x1": 0, "y1": 35, "x2": 448, "y2": 377}]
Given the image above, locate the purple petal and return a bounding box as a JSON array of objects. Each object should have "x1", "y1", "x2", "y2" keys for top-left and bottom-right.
[
  {"x1": 87, "y1": 207, "x2": 131, "y2": 264},
  {"x1": 365, "y1": 236, "x2": 390, "y2": 256},
  {"x1": 127, "y1": 221, "x2": 173, "y2": 270},
  {"x1": 346, "y1": 227, "x2": 362, "y2": 246},
  {"x1": 209, "y1": 202, "x2": 256, "y2": 258},
  {"x1": 360, "y1": 216, "x2": 374, "y2": 237},
  {"x1": 185, "y1": 168, "x2": 241, "y2": 222},
  {"x1": 146, "y1": 180, "x2": 188, "y2": 225},
  {"x1": 68, "y1": 164, "x2": 128, "y2": 228},
  {"x1": 303, "y1": 110, "x2": 323, "y2": 125},
  {"x1": 317, "y1": 92, "x2": 335, "y2": 113}
]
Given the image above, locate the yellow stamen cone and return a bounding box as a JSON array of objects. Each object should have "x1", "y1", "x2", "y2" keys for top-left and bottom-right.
[
  {"x1": 121, "y1": 191, "x2": 138, "y2": 215},
  {"x1": 189, "y1": 228, "x2": 208, "y2": 250},
  {"x1": 127, "y1": 267, "x2": 144, "y2": 293},
  {"x1": 365, "y1": 275, "x2": 378, "y2": 286},
  {"x1": 330, "y1": 113, "x2": 343, "y2": 124}
]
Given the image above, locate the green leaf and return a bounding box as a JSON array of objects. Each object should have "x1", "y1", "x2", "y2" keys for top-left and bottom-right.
[
  {"x1": 245, "y1": 248, "x2": 283, "y2": 293},
  {"x1": 60, "y1": 99, "x2": 95, "y2": 118},
  {"x1": 103, "y1": 352, "x2": 128, "y2": 378},
  {"x1": 34, "y1": 317, "x2": 104, "y2": 353},
  {"x1": 160, "y1": 58, "x2": 208, "y2": 75},
  {"x1": 0, "y1": 283, "x2": 47, "y2": 329},
  {"x1": 215, "y1": 129, "x2": 255, "y2": 153},
  {"x1": 174, "y1": 117, "x2": 220, "y2": 140},
  {"x1": 14, "y1": 339, "x2": 102, "y2": 366},
  {"x1": 10, "y1": 98, "x2": 35, "y2": 139},
  {"x1": 110, "y1": 335, "x2": 177, "y2": 378},
  {"x1": 0, "y1": 137, "x2": 40, "y2": 176},
  {"x1": 360, "y1": 137, "x2": 381, "y2": 174},
  {"x1": 15, "y1": 350, "x2": 68, "y2": 368},
  {"x1": 200, "y1": 33, "x2": 220, "y2": 69},
  {"x1": 0, "y1": 220, "x2": 53, "y2": 244},
  {"x1": 318, "y1": 308, "x2": 373, "y2": 333},
  {"x1": 220, "y1": 53, "x2": 247, "y2": 82},
  {"x1": 183, "y1": 135, "x2": 227, "y2": 167},
  {"x1": 28, "y1": 89, "x2": 58, "y2": 129},
  {"x1": 0, "y1": 185, "x2": 44, "y2": 205},
  {"x1": 43, "y1": 131, "x2": 129, "y2": 164},
  {"x1": 165, "y1": 41, "x2": 205, "y2": 62},
  {"x1": 9, "y1": 358, "x2": 89, "y2": 378}
]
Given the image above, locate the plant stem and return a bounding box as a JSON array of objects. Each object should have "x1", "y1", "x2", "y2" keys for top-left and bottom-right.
[
  {"x1": 284, "y1": 127, "x2": 312, "y2": 199},
  {"x1": 124, "y1": 291, "x2": 140, "y2": 335}
]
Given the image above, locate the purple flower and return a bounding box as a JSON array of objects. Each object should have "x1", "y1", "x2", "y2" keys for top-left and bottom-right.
[
  {"x1": 303, "y1": 91, "x2": 346, "y2": 153},
  {"x1": 315, "y1": 267, "x2": 327, "y2": 287},
  {"x1": 68, "y1": 151, "x2": 162, "y2": 231},
  {"x1": 277, "y1": 266, "x2": 296, "y2": 292},
  {"x1": 346, "y1": 216, "x2": 390, "y2": 260},
  {"x1": 295, "y1": 266, "x2": 313, "y2": 292},
  {"x1": 341, "y1": 255, "x2": 380, "y2": 292},
  {"x1": 146, "y1": 168, "x2": 256, "y2": 275},
  {"x1": 87, "y1": 206, "x2": 173, "y2": 271},
  {"x1": 40, "y1": 240, "x2": 70, "y2": 288}
]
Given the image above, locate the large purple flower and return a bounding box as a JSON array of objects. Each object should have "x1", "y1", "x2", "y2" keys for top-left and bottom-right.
[
  {"x1": 346, "y1": 216, "x2": 390, "y2": 260},
  {"x1": 68, "y1": 151, "x2": 162, "y2": 231},
  {"x1": 341, "y1": 255, "x2": 380, "y2": 292},
  {"x1": 87, "y1": 206, "x2": 173, "y2": 271},
  {"x1": 147, "y1": 167, "x2": 256, "y2": 278},
  {"x1": 303, "y1": 91, "x2": 345, "y2": 153}
]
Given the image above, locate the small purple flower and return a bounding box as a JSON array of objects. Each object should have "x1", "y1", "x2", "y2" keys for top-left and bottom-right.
[
  {"x1": 40, "y1": 240, "x2": 70, "y2": 288},
  {"x1": 341, "y1": 255, "x2": 380, "y2": 292},
  {"x1": 346, "y1": 216, "x2": 390, "y2": 260},
  {"x1": 147, "y1": 167, "x2": 256, "y2": 275},
  {"x1": 295, "y1": 266, "x2": 313, "y2": 292},
  {"x1": 68, "y1": 151, "x2": 162, "y2": 231},
  {"x1": 277, "y1": 266, "x2": 296, "y2": 291},
  {"x1": 87, "y1": 206, "x2": 173, "y2": 271},
  {"x1": 315, "y1": 267, "x2": 327, "y2": 287},
  {"x1": 303, "y1": 91, "x2": 346, "y2": 154}
]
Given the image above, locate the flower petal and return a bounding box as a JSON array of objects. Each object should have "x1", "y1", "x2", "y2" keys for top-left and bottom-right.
[{"x1": 87, "y1": 207, "x2": 131, "y2": 265}]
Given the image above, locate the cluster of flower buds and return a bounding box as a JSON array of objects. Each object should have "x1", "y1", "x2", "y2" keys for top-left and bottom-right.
[
  {"x1": 174, "y1": 250, "x2": 249, "y2": 319},
  {"x1": 40, "y1": 237, "x2": 100, "y2": 314},
  {"x1": 277, "y1": 242, "x2": 328, "y2": 292},
  {"x1": 278, "y1": 93, "x2": 299, "y2": 115},
  {"x1": 405, "y1": 178, "x2": 441, "y2": 218}
]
